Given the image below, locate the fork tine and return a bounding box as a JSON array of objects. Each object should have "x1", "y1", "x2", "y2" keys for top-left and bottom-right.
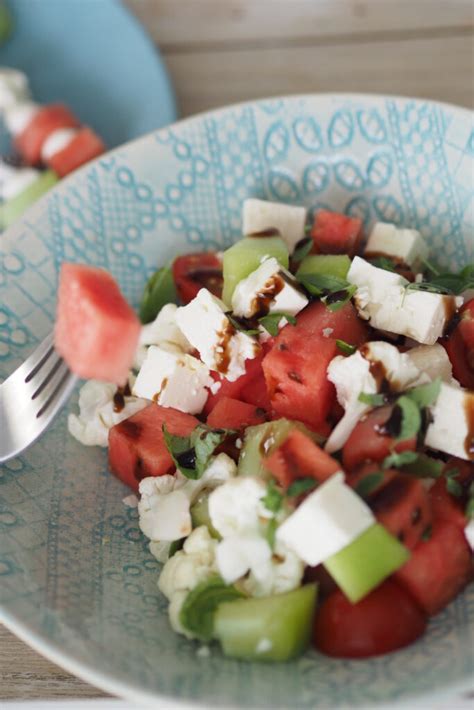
[
  {"x1": 33, "y1": 358, "x2": 70, "y2": 416},
  {"x1": 3, "y1": 331, "x2": 55, "y2": 387}
]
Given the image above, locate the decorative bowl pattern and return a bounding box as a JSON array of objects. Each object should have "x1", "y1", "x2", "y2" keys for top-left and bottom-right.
[{"x1": 0, "y1": 94, "x2": 473, "y2": 708}]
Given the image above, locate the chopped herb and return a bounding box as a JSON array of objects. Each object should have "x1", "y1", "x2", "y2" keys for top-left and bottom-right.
[
  {"x1": 304, "y1": 223, "x2": 312, "y2": 235},
  {"x1": 382, "y1": 450, "x2": 419, "y2": 469},
  {"x1": 465, "y1": 483, "x2": 474, "y2": 518},
  {"x1": 358, "y1": 391, "x2": 386, "y2": 407},
  {"x1": 168, "y1": 538, "x2": 185, "y2": 558},
  {"x1": 163, "y1": 424, "x2": 233, "y2": 480},
  {"x1": 355, "y1": 472, "x2": 384, "y2": 499},
  {"x1": 395, "y1": 396, "x2": 422, "y2": 442},
  {"x1": 323, "y1": 285, "x2": 357, "y2": 312},
  {"x1": 292, "y1": 237, "x2": 313, "y2": 263},
  {"x1": 139, "y1": 264, "x2": 177, "y2": 324},
  {"x1": 261, "y1": 480, "x2": 284, "y2": 514},
  {"x1": 406, "y1": 263, "x2": 474, "y2": 296},
  {"x1": 287, "y1": 477, "x2": 319, "y2": 497},
  {"x1": 406, "y1": 281, "x2": 453, "y2": 295},
  {"x1": 226, "y1": 313, "x2": 259, "y2": 336},
  {"x1": 296, "y1": 272, "x2": 350, "y2": 296},
  {"x1": 398, "y1": 453, "x2": 444, "y2": 478},
  {"x1": 369, "y1": 256, "x2": 396, "y2": 272},
  {"x1": 446, "y1": 477, "x2": 463, "y2": 498},
  {"x1": 444, "y1": 467, "x2": 460, "y2": 479},
  {"x1": 421, "y1": 525, "x2": 432, "y2": 542},
  {"x1": 265, "y1": 517, "x2": 278, "y2": 549},
  {"x1": 405, "y1": 378, "x2": 441, "y2": 409},
  {"x1": 335, "y1": 339, "x2": 356, "y2": 356},
  {"x1": 259, "y1": 312, "x2": 296, "y2": 337},
  {"x1": 420, "y1": 257, "x2": 441, "y2": 276}
]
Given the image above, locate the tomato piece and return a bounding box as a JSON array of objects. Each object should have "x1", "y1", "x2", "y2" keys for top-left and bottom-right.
[
  {"x1": 310, "y1": 210, "x2": 363, "y2": 257},
  {"x1": 395, "y1": 520, "x2": 473, "y2": 616},
  {"x1": 47, "y1": 127, "x2": 105, "y2": 177},
  {"x1": 108, "y1": 404, "x2": 199, "y2": 491},
  {"x1": 262, "y1": 330, "x2": 338, "y2": 430},
  {"x1": 459, "y1": 299, "x2": 474, "y2": 349},
  {"x1": 203, "y1": 353, "x2": 265, "y2": 416},
  {"x1": 206, "y1": 396, "x2": 267, "y2": 430},
  {"x1": 264, "y1": 429, "x2": 340, "y2": 489},
  {"x1": 295, "y1": 300, "x2": 369, "y2": 347},
  {"x1": 172, "y1": 253, "x2": 223, "y2": 304},
  {"x1": 342, "y1": 405, "x2": 417, "y2": 471},
  {"x1": 314, "y1": 580, "x2": 427, "y2": 658},
  {"x1": 15, "y1": 104, "x2": 79, "y2": 165}
]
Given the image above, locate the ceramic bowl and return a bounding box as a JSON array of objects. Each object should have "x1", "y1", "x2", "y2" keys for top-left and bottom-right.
[{"x1": 0, "y1": 94, "x2": 473, "y2": 708}]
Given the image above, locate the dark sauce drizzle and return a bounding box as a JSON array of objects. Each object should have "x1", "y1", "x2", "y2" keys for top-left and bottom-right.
[{"x1": 113, "y1": 381, "x2": 132, "y2": 413}]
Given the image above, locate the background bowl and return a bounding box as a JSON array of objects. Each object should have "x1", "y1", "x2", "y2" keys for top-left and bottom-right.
[{"x1": 0, "y1": 94, "x2": 473, "y2": 708}]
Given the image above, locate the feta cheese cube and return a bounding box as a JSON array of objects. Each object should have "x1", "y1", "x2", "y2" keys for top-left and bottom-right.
[
  {"x1": 425, "y1": 383, "x2": 474, "y2": 461},
  {"x1": 175, "y1": 288, "x2": 259, "y2": 381},
  {"x1": 406, "y1": 343, "x2": 453, "y2": 383},
  {"x1": 133, "y1": 345, "x2": 212, "y2": 414},
  {"x1": 231, "y1": 256, "x2": 308, "y2": 319},
  {"x1": 325, "y1": 341, "x2": 423, "y2": 452},
  {"x1": 276, "y1": 473, "x2": 375, "y2": 566},
  {"x1": 135, "y1": 303, "x2": 192, "y2": 368},
  {"x1": 365, "y1": 222, "x2": 429, "y2": 268},
  {"x1": 243, "y1": 198, "x2": 307, "y2": 253},
  {"x1": 347, "y1": 257, "x2": 461, "y2": 345},
  {"x1": 0, "y1": 68, "x2": 30, "y2": 110}
]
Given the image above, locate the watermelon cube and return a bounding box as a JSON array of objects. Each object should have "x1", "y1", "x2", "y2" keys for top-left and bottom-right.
[
  {"x1": 108, "y1": 403, "x2": 199, "y2": 490},
  {"x1": 55, "y1": 263, "x2": 140, "y2": 384},
  {"x1": 206, "y1": 397, "x2": 267, "y2": 430},
  {"x1": 15, "y1": 103, "x2": 79, "y2": 165},
  {"x1": 311, "y1": 210, "x2": 363, "y2": 257},
  {"x1": 47, "y1": 126, "x2": 105, "y2": 177},
  {"x1": 264, "y1": 429, "x2": 341, "y2": 489}
]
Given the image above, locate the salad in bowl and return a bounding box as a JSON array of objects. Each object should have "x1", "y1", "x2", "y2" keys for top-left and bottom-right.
[{"x1": 57, "y1": 197, "x2": 474, "y2": 663}]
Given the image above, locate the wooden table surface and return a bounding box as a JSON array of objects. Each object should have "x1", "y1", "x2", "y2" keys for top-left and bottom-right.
[{"x1": 1, "y1": 0, "x2": 473, "y2": 702}]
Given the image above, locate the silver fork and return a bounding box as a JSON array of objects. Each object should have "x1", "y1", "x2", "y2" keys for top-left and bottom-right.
[{"x1": 0, "y1": 331, "x2": 78, "y2": 462}]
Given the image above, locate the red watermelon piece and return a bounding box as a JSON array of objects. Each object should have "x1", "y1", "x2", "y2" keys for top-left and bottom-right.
[
  {"x1": 109, "y1": 404, "x2": 199, "y2": 491},
  {"x1": 296, "y1": 301, "x2": 369, "y2": 346},
  {"x1": 55, "y1": 263, "x2": 140, "y2": 384},
  {"x1": 311, "y1": 210, "x2": 363, "y2": 257},
  {"x1": 47, "y1": 127, "x2": 105, "y2": 177},
  {"x1": 206, "y1": 396, "x2": 267, "y2": 430},
  {"x1": 264, "y1": 429, "x2": 340, "y2": 489},
  {"x1": 15, "y1": 104, "x2": 79, "y2": 165}
]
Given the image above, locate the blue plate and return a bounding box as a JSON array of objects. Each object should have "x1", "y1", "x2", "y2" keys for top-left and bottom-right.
[{"x1": 0, "y1": 0, "x2": 176, "y2": 151}]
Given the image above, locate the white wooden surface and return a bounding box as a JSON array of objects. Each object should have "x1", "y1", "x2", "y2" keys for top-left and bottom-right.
[{"x1": 1, "y1": 0, "x2": 473, "y2": 702}]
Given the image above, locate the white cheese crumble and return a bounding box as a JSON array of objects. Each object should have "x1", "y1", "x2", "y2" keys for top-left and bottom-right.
[
  {"x1": 365, "y1": 222, "x2": 429, "y2": 269},
  {"x1": 425, "y1": 383, "x2": 474, "y2": 461},
  {"x1": 242, "y1": 198, "x2": 307, "y2": 253}
]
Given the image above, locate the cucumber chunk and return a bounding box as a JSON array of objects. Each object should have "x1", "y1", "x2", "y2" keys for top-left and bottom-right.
[
  {"x1": 0, "y1": 3, "x2": 13, "y2": 45},
  {"x1": 324, "y1": 523, "x2": 410, "y2": 603},
  {"x1": 1, "y1": 170, "x2": 58, "y2": 229},
  {"x1": 297, "y1": 254, "x2": 351, "y2": 281},
  {"x1": 222, "y1": 236, "x2": 289, "y2": 305},
  {"x1": 190, "y1": 493, "x2": 221, "y2": 539},
  {"x1": 238, "y1": 418, "x2": 323, "y2": 479},
  {"x1": 214, "y1": 583, "x2": 317, "y2": 661},
  {"x1": 180, "y1": 575, "x2": 244, "y2": 641}
]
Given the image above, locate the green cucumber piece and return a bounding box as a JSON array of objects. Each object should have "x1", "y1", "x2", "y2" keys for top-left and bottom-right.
[
  {"x1": 1, "y1": 170, "x2": 58, "y2": 229},
  {"x1": 180, "y1": 575, "x2": 245, "y2": 641},
  {"x1": 190, "y1": 493, "x2": 221, "y2": 539},
  {"x1": 297, "y1": 254, "x2": 351, "y2": 281},
  {"x1": 139, "y1": 264, "x2": 176, "y2": 323},
  {"x1": 238, "y1": 418, "x2": 323, "y2": 479},
  {"x1": 214, "y1": 583, "x2": 317, "y2": 661},
  {"x1": 324, "y1": 523, "x2": 410, "y2": 603},
  {"x1": 0, "y1": 3, "x2": 13, "y2": 44},
  {"x1": 222, "y1": 236, "x2": 289, "y2": 305}
]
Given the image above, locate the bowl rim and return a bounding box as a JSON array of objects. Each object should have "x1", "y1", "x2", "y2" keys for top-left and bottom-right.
[{"x1": 1, "y1": 91, "x2": 473, "y2": 707}]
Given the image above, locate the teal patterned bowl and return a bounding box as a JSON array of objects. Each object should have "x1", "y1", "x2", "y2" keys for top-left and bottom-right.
[{"x1": 1, "y1": 95, "x2": 473, "y2": 708}]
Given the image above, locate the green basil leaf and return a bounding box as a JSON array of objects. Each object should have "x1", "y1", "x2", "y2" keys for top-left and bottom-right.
[
  {"x1": 323, "y1": 285, "x2": 357, "y2": 312},
  {"x1": 226, "y1": 313, "x2": 260, "y2": 337},
  {"x1": 446, "y1": 477, "x2": 463, "y2": 498},
  {"x1": 335, "y1": 339, "x2": 356, "y2": 356},
  {"x1": 292, "y1": 237, "x2": 313, "y2": 263},
  {"x1": 179, "y1": 575, "x2": 245, "y2": 641},
  {"x1": 354, "y1": 472, "x2": 384, "y2": 499},
  {"x1": 405, "y1": 378, "x2": 441, "y2": 409},
  {"x1": 382, "y1": 450, "x2": 419, "y2": 469},
  {"x1": 296, "y1": 272, "x2": 349, "y2": 296},
  {"x1": 259, "y1": 312, "x2": 297, "y2": 337},
  {"x1": 358, "y1": 392, "x2": 386, "y2": 407},
  {"x1": 168, "y1": 538, "x2": 185, "y2": 558},
  {"x1": 139, "y1": 265, "x2": 177, "y2": 324},
  {"x1": 398, "y1": 453, "x2": 444, "y2": 478},
  {"x1": 465, "y1": 483, "x2": 474, "y2": 518},
  {"x1": 265, "y1": 517, "x2": 278, "y2": 550},
  {"x1": 368, "y1": 256, "x2": 396, "y2": 272},
  {"x1": 395, "y1": 396, "x2": 422, "y2": 442},
  {"x1": 192, "y1": 426, "x2": 234, "y2": 478},
  {"x1": 420, "y1": 258, "x2": 441, "y2": 276},
  {"x1": 162, "y1": 425, "x2": 197, "y2": 479},
  {"x1": 286, "y1": 477, "x2": 319, "y2": 497},
  {"x1": 406, "y1": 281, "x2": 453, "y2": 296},
  {"x1": 261, "y1": 480, "x2": 284, "y2": 513},
  {"x1": 444, "y1": 467, "x2": 461, "y2": 479}
]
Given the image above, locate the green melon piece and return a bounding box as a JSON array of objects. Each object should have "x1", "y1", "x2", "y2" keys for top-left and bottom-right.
[
  {"x1": 238, "y1": 418, "x2": 323, "y2": 479},
  {"x1": 214, "y1": 583, "x2": 317, "y2": 661},
  {"x1": 0, "y1": 3, "x2": 13, "y2": 45},
  {"x1": 297, "y1": 254, "x2": 351, "y2": 281},
  {"x1": 1, "y1": 170, "x2": 59, "y2": 229},
  {"x1": 222, "y1": 236, "x2": 289, "y2": 305},
  {"x1": 324, "y1": 523, "x2": 410, "y2": 603},
  {"x1": 190, "y1": 493, "x2": 221, "y2": 539}
]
